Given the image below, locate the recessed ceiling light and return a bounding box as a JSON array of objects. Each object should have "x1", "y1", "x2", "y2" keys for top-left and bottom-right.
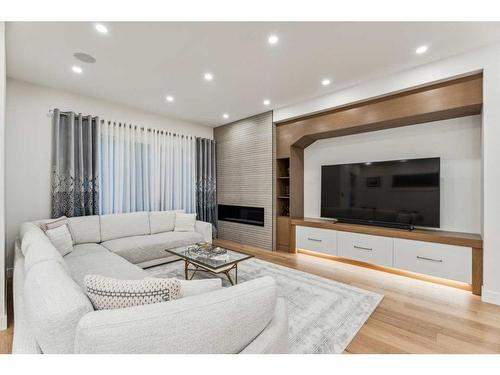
[
  {"x1": 321, "y1": 78, "x2": 331, "y2": 86},
  {"x1": 268, "y1": 35, "x2": 279, "y2": 45},
  {"x1": 222, "y1": 113, "x2": 229, "y2": 119},
  {"x1": 263, "y1": 99, "x2": 271, "y2": 106},
  {"x1": 95, "y1": 24, "x2": 108, "y2": 34},
  {"x1": 71, "y1": 66, "x2": 83, "y2": 74},
  {"x1": 415, "y1": 45, "x2": 428, "y2": 55},
  {"x1": 204, "y1": 72, "x2": 214, "y2": 81},
  {"x1": 166, "y1": 95, "x2": 174, "y2": 102}
]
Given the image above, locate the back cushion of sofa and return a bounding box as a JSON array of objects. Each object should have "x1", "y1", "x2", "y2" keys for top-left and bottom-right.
[
  {"x1": 149, "y1": 210, "x2": 181, "y2": 234},
  {"x1": 100, "y1": 211, "x2": 150, "y2": 242},
  {"x1": 68, "y1": 215, "x2": 101, "y2": 244},
  {"x1": 23, "y1": 260, "x2": 94, "y2": 353}
]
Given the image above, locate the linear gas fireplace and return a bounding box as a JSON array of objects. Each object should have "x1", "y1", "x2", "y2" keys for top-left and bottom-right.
[{"x1": 218, "y1": 205, "x2": 265, "y2": 227}]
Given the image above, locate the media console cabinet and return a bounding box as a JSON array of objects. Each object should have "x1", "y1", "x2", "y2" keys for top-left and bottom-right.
[{"x1": 291, "y1": 217, "x2": 483, "y2": 295}]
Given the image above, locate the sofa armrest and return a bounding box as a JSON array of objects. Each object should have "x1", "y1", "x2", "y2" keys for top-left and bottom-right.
[
  {"x1": 195, "y1": 220, "x2": 212, "y2": 243},
  {"x1": 74, "y1": 277, "x2": 278, "y2": 354},
  {"x1": 239, "y1": 297, "x2": 289, "y2": 354}
]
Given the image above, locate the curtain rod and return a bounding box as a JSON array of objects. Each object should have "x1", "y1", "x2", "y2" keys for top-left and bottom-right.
[{"x1": 48, "y1": 109, "x2": 212, "y2": 141}]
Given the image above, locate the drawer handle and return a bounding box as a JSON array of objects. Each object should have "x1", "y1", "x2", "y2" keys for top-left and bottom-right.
[
  {"x1": 307, "y1": 237, "x2": 322, "y2": 242},
  {"x1": 416, "y1": 255, "x2": 443, "y2": 263},
  {"x1": 354, "y1": 245, "x2": 373, "y2": 251}
]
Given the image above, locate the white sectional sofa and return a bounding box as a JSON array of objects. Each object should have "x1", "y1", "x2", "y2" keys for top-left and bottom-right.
[{"x1": 12, "y1": 211, "x2": 289, "y2": 354}]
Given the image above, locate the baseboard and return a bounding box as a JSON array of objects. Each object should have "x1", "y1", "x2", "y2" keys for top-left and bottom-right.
[
  {"x1": 0, "y1": 314, "x2": 7, "y2": 331},
  {"x1": 482, "y1": 289, "x2": 500, "y2": 305}
]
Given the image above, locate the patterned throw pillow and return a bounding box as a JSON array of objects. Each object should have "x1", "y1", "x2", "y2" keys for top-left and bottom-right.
[
  {"x1": 84, "y1": 275, "x2": 181, "y2": 310},
  {"x1": 45, "y1": 224, "x2": 74, "y2": 256}
]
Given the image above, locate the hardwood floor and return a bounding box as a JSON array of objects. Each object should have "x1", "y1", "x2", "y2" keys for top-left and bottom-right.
[
  {"x1": 2, "y1": 239, "x2": 500, "y2": 354},
  {"x1": 215, "y1": 239, "x2": 500, "y2": 354},
  {"x1": 0, "y1": 278, "x2": 13, "y2": 354}
]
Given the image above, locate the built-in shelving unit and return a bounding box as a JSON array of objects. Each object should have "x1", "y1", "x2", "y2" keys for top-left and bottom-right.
[{"x1": 276, "y1": 157, "x2": 290, "y2": 251}]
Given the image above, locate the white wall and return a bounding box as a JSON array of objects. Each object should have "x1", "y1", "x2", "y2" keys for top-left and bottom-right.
[
  {"x1": 4, "y1": 78, "x2": 213, "y2": 268},
  {"x1": 0, "y1": 22, "x2": 7, "y2": 331},
  {"x1": 276, "y1": 43, "x2": 500, "y2": 305},
  {"x1": 304, "y1": 116, "x2": 482, "y2": 234}
]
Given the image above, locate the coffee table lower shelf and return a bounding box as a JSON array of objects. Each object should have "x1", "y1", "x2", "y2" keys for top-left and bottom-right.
[{"x1": 183, "y1": 259, "x2": 239, "y2": 285}]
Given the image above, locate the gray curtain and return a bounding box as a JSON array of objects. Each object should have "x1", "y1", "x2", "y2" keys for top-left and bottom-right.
[
  {"x1": 195, "y1": 137, "x2": 217, "y2": 234},
  {"x1": 51, "y1": 109, "x2": 100, "y2": 218}
]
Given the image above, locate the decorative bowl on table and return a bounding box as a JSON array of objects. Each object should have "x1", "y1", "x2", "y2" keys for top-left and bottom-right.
[{"x1": 187, "y1": 243, "x2": 227, "y2": 257}]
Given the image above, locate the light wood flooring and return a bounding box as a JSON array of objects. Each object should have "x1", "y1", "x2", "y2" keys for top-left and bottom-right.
[{"x1": 2, "y1": 239, "x2": 500, "y2": 354}]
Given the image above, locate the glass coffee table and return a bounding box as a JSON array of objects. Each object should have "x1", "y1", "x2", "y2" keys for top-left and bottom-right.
[{"x1": 166, "y1": 244, "x2": 254, "y2": 285}]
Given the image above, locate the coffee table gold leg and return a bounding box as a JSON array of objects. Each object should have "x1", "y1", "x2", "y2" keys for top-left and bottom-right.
[
  {"x1": 235, "y1": 263, "x2": 238, "y2": 285},
  {"x1": 184, "y1": 260, "x2": 188, "y2": 280},
  {"x1": 226, "y1": 271, "x2": 234, "y2": 285}
]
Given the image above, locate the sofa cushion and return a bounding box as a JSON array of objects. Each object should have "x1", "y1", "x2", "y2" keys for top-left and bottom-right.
[
  {"x1": 101, "y1": 231, "x2": 204, "y2": 264},
  {"x1": 23, "y1": 260, "x2": 94, "y2": 353},
  {"x1": 64, "y1": 244, "x2": 147, "y2": 289},
  {"x1": 174, "y1": 213, "x2": 197, "y2": 232},
  {"x1": 45, "y1": 224, "x2": 74, "y2": 256},
  {"x1": 100, "y1": 212, "x2": 150, "y2": 241},
  {"x1": 149, "y1": 210, "x2": 183, "y2": 234},
  {"x1": 178, "y1": 279, "x2": 222, "y2": 298},
  {"x1": 68, "y1": 215, "x2": 101, "y2": 244}
]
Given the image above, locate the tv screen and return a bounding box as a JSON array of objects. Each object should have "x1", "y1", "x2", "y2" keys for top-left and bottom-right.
[{"x1": 321, "y1": 157, "x2": 440, "y2": 228}]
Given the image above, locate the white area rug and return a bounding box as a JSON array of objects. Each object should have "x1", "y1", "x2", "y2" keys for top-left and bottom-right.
[{"x1": 146, "y1": 258, "x2": 383, "y2": 353}]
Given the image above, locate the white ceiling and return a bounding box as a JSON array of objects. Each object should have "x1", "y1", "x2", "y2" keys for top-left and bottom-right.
[{"x1": 6, "y1": 22, "x2": 500, "y2": 127}]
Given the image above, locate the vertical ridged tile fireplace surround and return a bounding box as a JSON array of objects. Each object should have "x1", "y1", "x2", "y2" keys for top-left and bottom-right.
[{"x1": 214, "y1": 111, "x2": 274, "y2": 250}]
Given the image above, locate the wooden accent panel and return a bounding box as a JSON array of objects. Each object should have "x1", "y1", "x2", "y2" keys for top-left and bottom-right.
[
  {"x1": 276, "y1": 215, "x2": 290, "y2": 251},
  {"x1": 291, "y1": 217, "x2": 483, "y2": 248},
  {"x1": 472, "y1": 247, "x2": 483, "y2": 295},
  {"x1": 276, "y1": 74, "x2": 483, "y2": 158},
  {"x1": 215, "y1": 112, "x2": 273, "y2": 250},
  {"x1": 289, "y1": 223, "x2": 297, "y2": 254},
  {"x1": 289, "y1": 146, "x2": 304, "y2": 218}
]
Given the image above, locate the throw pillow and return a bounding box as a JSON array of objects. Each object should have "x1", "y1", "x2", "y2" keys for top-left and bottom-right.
[
  {"x1": 42, "y1": 216, "x2": 69, "y2": 231},
  {"x1": 84, "y1": 275, "x2": 181, "y2": 310},
  {"x1": 45, "y1": 224, "x2": 74, "y2": 256},
  {"x1": 174, "y1": 213, "x2": 196, "y2": 232}
]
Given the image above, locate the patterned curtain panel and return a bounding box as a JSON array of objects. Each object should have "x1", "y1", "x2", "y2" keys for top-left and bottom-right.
[
  {"x1": 99, "y1": 121, "x2": 196, "y2": 214},
  {"x1": 195, "y1": 137, "x2": 217, "y2": 234},
  {"x1": 51, "y1": 109, "x2": 100, "y2": 218}
]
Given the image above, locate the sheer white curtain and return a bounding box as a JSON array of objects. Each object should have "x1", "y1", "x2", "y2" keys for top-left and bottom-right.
[{"x1": 99, "y1": 121, "x2": 196, "y2": 215}]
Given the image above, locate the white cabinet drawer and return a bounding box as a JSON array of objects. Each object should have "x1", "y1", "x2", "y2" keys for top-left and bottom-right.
[
  {"x1": 338, "y1": 232, "x2": 393, "y2": 267},
  {"x1": 393, "y1": 239, "x2": 472, "y2": 283},
  {"x1": 296, "y1": 226, "x2": 337, "y2": 255}
]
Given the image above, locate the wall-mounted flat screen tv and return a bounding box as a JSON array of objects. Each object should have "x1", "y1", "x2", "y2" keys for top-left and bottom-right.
[{"x1": 321, "y1": 157, "x2": 440, "y2": 229}]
